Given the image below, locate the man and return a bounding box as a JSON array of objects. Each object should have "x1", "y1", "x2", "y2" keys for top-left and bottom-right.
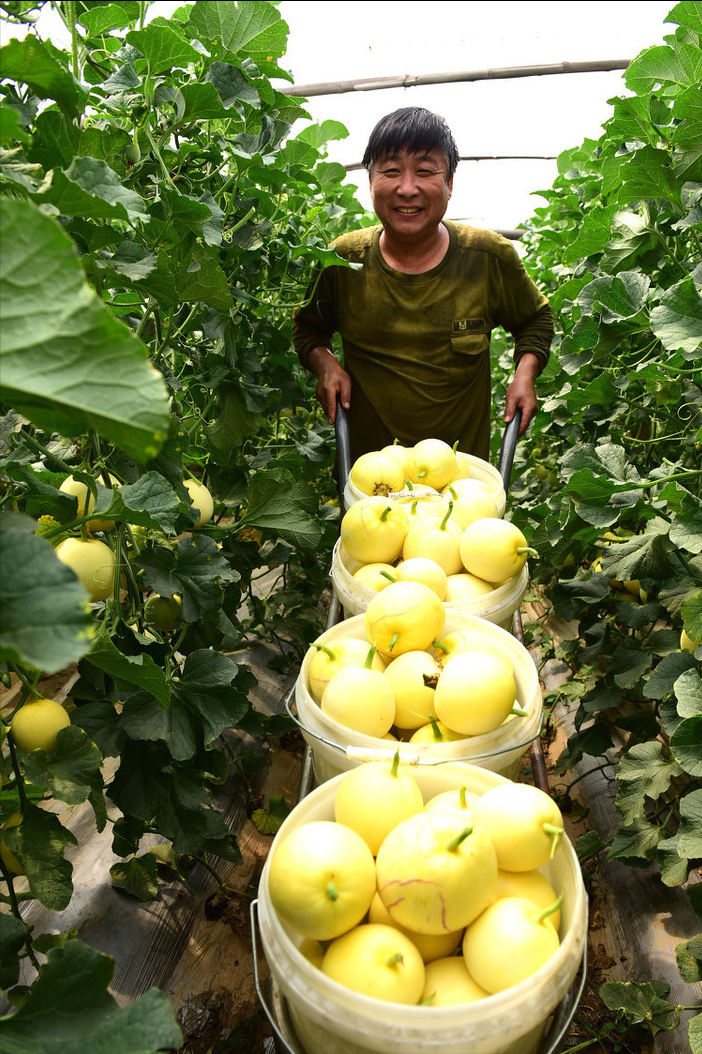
[{"x1": 293, "y1": 107, "x2": 552, "y2": 462}]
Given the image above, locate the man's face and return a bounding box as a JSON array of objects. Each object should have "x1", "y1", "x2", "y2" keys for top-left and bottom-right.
[{"x1": 369, "y1": 146, "x2": 453, "y2": 241}]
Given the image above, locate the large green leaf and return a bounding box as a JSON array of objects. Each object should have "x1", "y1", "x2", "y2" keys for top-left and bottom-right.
[
  {"x1": 1, "y1": 802, "x2": 76, "y2": 911},
  {"x1": 0, "y1": 199, "x2": 169, "y2": 462},
  {"x1": 0, "y1": 37, "x2": 87, "y2": 118},
  {"x1": 84, "y1": 634, "x2": 171, "y2": 707},
  {"x1": 650, "y1": 275, "x2": 702, "y2": 355},
  {"x1": 126, "y1": 22, "x2": 202, "y2": 75},
  {"x1": 239, "y1": 473, "x2": 322, "y2": 549},
  {"x1": 135, "y1": 534, "x2": 239, "y2": 623},
  {"x1": 0, "y1": 512, "x2": 95, "y2": 674},
  {"x1": 188, "y1": 0, "x2": 287, "y2": 59},
  {"x1": 0, "y1": 939, "x2": 182, "y2": 1054},
  {"x1": 625, "y1": 42, "x2": 702, "y2": 96},
  {"x1": 40, "y1": 156, "x2": 149, "y2": 224}
]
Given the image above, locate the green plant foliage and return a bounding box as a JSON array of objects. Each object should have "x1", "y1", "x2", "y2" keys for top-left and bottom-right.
[
  {"x1": 0, "y1": 0, "x2": 368, "y2": 1037},
  {"x1": 496, "y1": 0, "x2": 701, "y2": 964},
  {"x1": 0, "y1": 938, "x2": 183, "y2": 1054}
]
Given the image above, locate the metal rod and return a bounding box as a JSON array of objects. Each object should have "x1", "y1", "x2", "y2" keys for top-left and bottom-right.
[
  {"x1": 281, "y1": 59, "x2": 631, "y2": 98},
  {"x1": 335, "y1": 399, "x2": 352, "y2": 506},
  {"x1": 498, "y1": 408, "x2": 522, "y2": 490}
]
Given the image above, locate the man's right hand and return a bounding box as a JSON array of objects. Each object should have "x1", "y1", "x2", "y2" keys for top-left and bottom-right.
[{"x1": 307, "y1": 347, "x2": 352, "y2": 424}]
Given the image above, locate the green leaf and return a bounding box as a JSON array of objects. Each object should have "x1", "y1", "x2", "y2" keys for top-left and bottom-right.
[
  {"x1": 599, "y1": 527, "x2": 672, "y2": 583},
  {"x1": 658, "y1": 831, "x2": 691, "y2": 886},
  {"x1": 609, "y1": 815, "x2": 661, "y2": 865},
  {"x1": 615, "y1": 741, "x2": 683, "y2": 824},
  {"x1": 78, "y1": 2, "x2": 141, "y2": 35},
  {"x1": 672, "y1": 84, "x2": 702, "y2": 180},
  {"x1": 207, "y1": 382, "x2": 263, "y2": 454},
  {"x1": 180, "y1": 81, "x2": 229, "y2": 121},
  {"x1": 126, "y1": 23, "x2": 201, "y2": 75},
  {"x1": 251, "y1": 793, "x2": 291, "y2": 835},
  {"x1": 175, "y1": 249, "x2": 232, "y2": 311},
  {"x1": 41, "y1": 156, "x2": 148, "y2": 225},
  {"x1": 0, "y1": 103, "x2": 31, "y2": 146},
  {"x1": 645, "y1": 651, "x2": 698, "y2": 699},
  {"x1": 562, "y1": 203, "x2": 617, "y2": 264},
  {"x1": 110, "y1": 854, "x2": 160, "y2": 901},
  {"x1": 297, "y1": 121, "x2": 350, "y2": 149},
  {"x1": 691, "y1": 1012, "x2": 702, "y2": 1054},
  {"x1": 239, "y1": 474, "x2": 322, "y2": 550},
  {"x1": 205, "y1": 62, "x2": 261, "y2": 109},
  {"x1": 188, "y1": 0, "x2": 287, "y2": 59},
  {"x1": 618, "y1": 147, "x2": 682, "y2": 208},
  {"x1": 651, "y1": 275, "x2": 702, "y2": 356},
  {"x1": 611, "y1": 641, "x2": 652, "y2": 689},
  {"x1": 670, "y1": 716, "x2": 702, "y2": 776},
  {"x1": 173, "y1": 649, "x2": 252, "y2": 746},
  {"x1": 578, "y1": 271, "x2": 650, "y2": 322},
  {"x1": 625, "y1": 41, "x2": 702, "y2": 96},
  {"x1": 0, "y1": 914, "x2": 28, "y2": 990},
  {"x1": 675, "y1": 669, "x2": 702, "y2": 719},
  {"x1": 600, "y1": 979, "x2": 677, "y2": 1031},
  {"x1": 0, "y1": 199, "x2": 169, "y2": 463},
  {"x1": 0, "y1": 940, "x2": 182, "y2": 1054},
  {"x1": 21, "y1": 725, "x2": 105, "y2": 819},
  {"x1": 152, "y1": 769, "x2": 235, "y2": 855},
  {"x1": 676, "y1": 789, "x2": 702, "y2": 857},
  {"x1": 682, "y1": 590, "x2": 702, "y2": 640},
  {"x1": 96, "y1": 472, "x2": 182, "y2": 534},
  {"x1": 676, "y1": 934, "x2": 702, "y2": 984},
  {"x1": 85, "y1": 634, "x2": 170, "y2": 707},
  {"x1": 0, "y1": 37, "x2": 87, "y2": 118},
  {"x1": 136, "y1": 534, "x2": 238, "y2": 623},
  {"x1": 0, "y1": 512, "x2": 95, "y2": 673},
  {"x1": 1, "y1": 802, "x2": 76, "y2": 911},
  {"x1": 120, "y1": 650, "x2": 251, "y2": 761}
]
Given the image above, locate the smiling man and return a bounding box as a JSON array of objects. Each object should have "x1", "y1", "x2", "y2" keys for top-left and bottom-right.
[{"x1": 293, "y1": 107, "x2": 553, "y2": 461}]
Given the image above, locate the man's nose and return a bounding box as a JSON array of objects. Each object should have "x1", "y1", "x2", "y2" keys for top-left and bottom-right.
[{"x1": 397, "y1": 169, "x2": 419, "y2": 195}]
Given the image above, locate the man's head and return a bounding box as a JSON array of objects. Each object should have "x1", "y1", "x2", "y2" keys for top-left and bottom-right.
[{"x1": 362, "y1": 108, "x2": 459, "y2": 182}]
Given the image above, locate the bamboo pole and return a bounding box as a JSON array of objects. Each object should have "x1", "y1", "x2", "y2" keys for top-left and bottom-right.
[{"x1": 281, "y1": 59, "x2": 631, "y2": 98}]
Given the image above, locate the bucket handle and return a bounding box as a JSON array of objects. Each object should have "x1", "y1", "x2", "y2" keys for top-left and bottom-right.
[
  {"x1": 286, "y1": 687, "x2": 543, "y2": 765},
  {"x1": 250, "y1": 898, "x2": 300, "y2": 1054}
]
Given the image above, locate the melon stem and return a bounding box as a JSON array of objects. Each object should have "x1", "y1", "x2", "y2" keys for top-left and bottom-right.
[
  {"x1": 542, "y1": 823, "x2": 564, "y2": 858},
  {"x1": 536, "y1": 895, "x2": 564, "y2": 924},
  {"x1": 326, "y1": 881, "x2": 339, "y2": 901},
  {"x1": 447, "y1": 827, "x2": 473, "y2": 851},
  {"x1": 311, "y1": 643, "x2": 336, "y2": 659},
  {"x1": 388, "y1": 632, "x2": 400, "y2": 652}
]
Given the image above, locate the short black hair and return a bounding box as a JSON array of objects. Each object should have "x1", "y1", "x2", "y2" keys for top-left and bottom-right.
[{"x1": 362, "y1": 107, "x2": 459, "y2": 181}]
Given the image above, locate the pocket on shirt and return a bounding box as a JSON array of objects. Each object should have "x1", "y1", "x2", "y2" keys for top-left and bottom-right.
[{"x1": 450, "y1": 331, "x2": 489, "y2": 356}]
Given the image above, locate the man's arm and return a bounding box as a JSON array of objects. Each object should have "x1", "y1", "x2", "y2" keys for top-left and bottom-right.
[{"x1": 307, "y1": 346, "x2": 352, "y2": 425}]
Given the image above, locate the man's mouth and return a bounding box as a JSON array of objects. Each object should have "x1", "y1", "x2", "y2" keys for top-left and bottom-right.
[{"x1": 395, "y1": 207, "x2": 422, "y2": 214}]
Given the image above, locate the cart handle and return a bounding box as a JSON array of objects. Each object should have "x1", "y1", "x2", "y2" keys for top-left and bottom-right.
[{"x1": 498, "y1": 408, "x2": 522, "y2": 491}]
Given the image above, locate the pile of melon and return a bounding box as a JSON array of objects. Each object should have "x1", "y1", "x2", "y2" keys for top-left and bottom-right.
[
  {"x1": 267, "y1": 759, "x2": 566, "y2": 1007},
  {"x1": 306, "y1": 580, "x2": 530, "y2": 742}
]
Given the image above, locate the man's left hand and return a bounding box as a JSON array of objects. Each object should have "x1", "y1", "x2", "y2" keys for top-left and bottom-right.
[{"x1": 504, "y1": 353, "x2": 541, "y2": 436}]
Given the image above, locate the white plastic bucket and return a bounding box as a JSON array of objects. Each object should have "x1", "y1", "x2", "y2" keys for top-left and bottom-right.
[
  {"x1": 331, "y1": 540, "x2": 528, "y2": 627},
  {"x1": 255, "y1": 763, "x2": 588, "y2": 1054},
  {"x1": 343, "y1": 455, "x2": 506, "y2": 516},
  {"x1": 292, "y1": 611, "x2": 542, "y2": 785}
]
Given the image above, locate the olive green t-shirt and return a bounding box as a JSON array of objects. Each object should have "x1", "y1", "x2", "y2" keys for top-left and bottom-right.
[{"x1": 293, "y1": 221, "x2": 552, "y2": 461}]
